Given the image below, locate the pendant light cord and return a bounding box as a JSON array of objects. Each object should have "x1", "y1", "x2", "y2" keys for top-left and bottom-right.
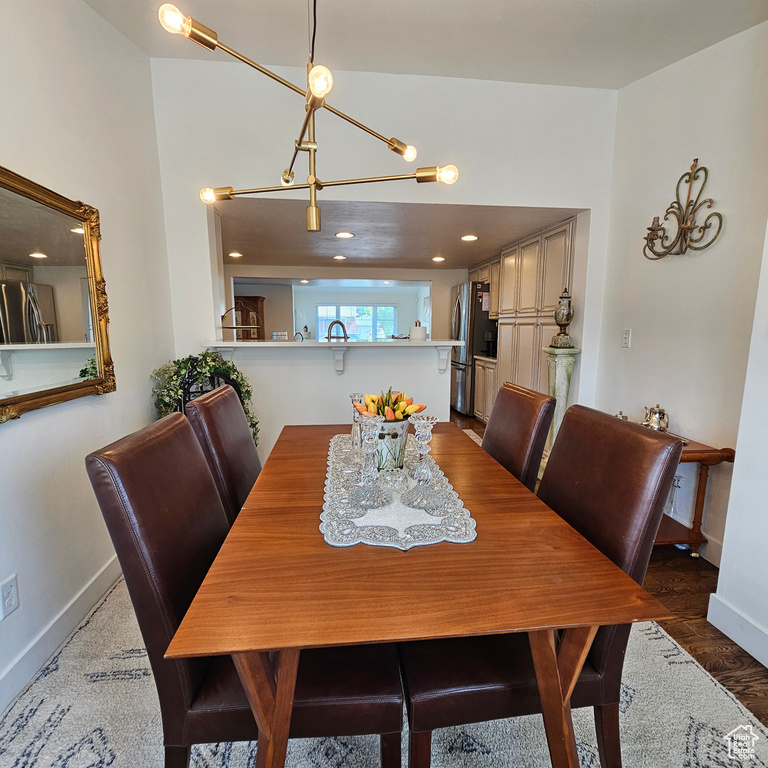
[{"x1": 308, "y1": 0, "x2": 317, "y2": 63}]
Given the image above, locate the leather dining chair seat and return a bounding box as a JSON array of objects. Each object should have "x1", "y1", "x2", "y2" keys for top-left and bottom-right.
[
  {"x1": 185, "y1": 384, "x2": 262, "y2": 526},
  {"x1": 399, "y1": 405, "x2": 682, "y2": 768},
  {"x1": 86, "y1": 413, "x2": 403, "y2": 768},
  {"x1": 480, "y1": 382, "x2": 555, "y2": 491}
]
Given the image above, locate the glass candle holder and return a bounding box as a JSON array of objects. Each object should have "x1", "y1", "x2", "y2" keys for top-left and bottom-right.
[
  {"x1": 348, "y1": 414, "x2": 393, "y2": 510},
  {"x1": 401, "y1": 415, "x2": 444, "y2": 512},
  {"x1": 349, "y1": 393, "x2": 365, "y2": 449}
]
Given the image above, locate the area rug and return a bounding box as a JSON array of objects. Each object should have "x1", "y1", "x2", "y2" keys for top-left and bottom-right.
[
  {"x1": 1, "y1": 580, "x2": 767, "y2": 768},
  {"x1": 462, "y1": 429, "x2": 483, "y2": 445}
]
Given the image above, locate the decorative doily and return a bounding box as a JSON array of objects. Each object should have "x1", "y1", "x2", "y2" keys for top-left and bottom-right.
[{"x1": 319, "y1": 434, "x2": 477, "y2": 550}]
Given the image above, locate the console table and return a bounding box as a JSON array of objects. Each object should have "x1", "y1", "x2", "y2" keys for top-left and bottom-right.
[{"x1": 654, "y1": 439, "x2": 735, "y2": 557}]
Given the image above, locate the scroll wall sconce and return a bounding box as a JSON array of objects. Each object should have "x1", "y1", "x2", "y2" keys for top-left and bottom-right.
[
  {"x1": 643, "y1": 158, "x2": 723, "y2": 260},
  {"x1": 157, "y1": 3, "x2": 458, "y2": 232}
]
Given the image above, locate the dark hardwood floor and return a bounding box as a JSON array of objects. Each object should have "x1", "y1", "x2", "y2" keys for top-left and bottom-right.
[{"x1": 449, "y1": 408, "x2": 768, "y2": 726}]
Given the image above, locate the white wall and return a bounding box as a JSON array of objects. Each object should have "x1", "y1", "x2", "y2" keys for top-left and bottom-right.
[
  {"x1": 709, "y1": 214, "x2": 768, "y2": 666},
  {"x1": 596, "y1": 22, "x2": 768, "y2": 564},
  {"x1": 0, "y1": 0, "x2": 173, "y2": 711},
  {"x1": 152, "y1": 60, "x2": 618, "y2": 402},
  {"x1": 225, "y1": 265, "x2": 468, "y2": 341}
]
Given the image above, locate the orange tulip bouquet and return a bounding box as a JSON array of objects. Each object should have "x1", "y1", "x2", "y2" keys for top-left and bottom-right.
[{"x1": 353, "y1": 388, "x2": 427, "y2": 469}]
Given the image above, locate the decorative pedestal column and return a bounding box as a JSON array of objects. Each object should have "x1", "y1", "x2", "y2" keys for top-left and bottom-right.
[{"x1": 542, "y1": 346, "x2": 581, "y2": 467}]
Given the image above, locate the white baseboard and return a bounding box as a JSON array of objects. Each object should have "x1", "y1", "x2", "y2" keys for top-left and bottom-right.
[
  {"x1": 708, "y1": 592, "x2": 768, "y2": 668},
  {"x1": 699, "y1": 533, "x2": 722, "y2": 568},
  {"x1": 0, "y1": 556, "x2": 122, "y2": 713}
]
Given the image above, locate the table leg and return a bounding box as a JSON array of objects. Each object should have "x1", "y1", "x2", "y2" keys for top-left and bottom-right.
[
  {"x1": 233, "y1": 648, "x2": 300, "y2": 768},
  {"x1": 529, "y1": 626, "x2": 598, "y2": 768}
]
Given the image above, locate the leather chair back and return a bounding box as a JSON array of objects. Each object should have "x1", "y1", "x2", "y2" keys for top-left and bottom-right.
[
  {"x1": 85, "y1": 413, "x2": 230, "y2": 744},
  {"x1": 185, "y1": 384, "x2": 262, "y2": 526},
  {"x1": 537, "y1": 404, "x2": 682, "y2": 680},
  {"x1": 481, "y1": 382, "x2": 556, "y2": 491}
]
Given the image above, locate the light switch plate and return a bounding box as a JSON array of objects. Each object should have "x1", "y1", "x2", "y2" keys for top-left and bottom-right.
[{"x1": 621, "y1": 328, "x2": 632, "y2": 348}]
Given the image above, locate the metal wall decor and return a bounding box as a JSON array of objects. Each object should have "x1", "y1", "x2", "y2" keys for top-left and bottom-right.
[{"x1": 643, "y1": 158, "x2": 723, "y2": 261}]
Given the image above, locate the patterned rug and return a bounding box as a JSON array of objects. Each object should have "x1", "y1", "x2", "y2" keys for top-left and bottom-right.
[{"x1": 1, "y1": 579, "x2": 767, "y2": 768}]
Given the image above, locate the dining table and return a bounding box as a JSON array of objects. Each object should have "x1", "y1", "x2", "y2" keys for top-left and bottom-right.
[{"x1": 166, "y1": 422, "x2": 672, "y2": 768}]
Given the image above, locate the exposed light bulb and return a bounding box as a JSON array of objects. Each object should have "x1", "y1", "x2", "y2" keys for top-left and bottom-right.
[
  {"x1": 158, "y1": 4, "x2": 190, "y2": 35},
  {"x1": 403, "y1": 145, "x2": 417, "y2": 162},
  {"x1": 437, "y1": 165, "x2": 459, "y2": 185},
  {"x1": 200, "y1": 188, "x2": 216, "y2": 204},
  {"x1": 308, "y1": 65, "x2": 333, "y2": 99}
]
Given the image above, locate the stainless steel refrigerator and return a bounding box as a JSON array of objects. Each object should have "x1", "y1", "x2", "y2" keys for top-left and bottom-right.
[
  {"x1": 0, "y1": 280, "x2": 54, "y2": 343},
  {"x1": 450, "y1": 281, "x2": 497, "y2": 415}
]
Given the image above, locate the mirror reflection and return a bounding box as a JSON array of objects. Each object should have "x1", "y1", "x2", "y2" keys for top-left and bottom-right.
[{"x1": 0, "y1": 165, "x2": 114, "y2": 420}]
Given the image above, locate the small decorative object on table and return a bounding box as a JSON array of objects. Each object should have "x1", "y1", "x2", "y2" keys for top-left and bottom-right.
[
  {"x1": 642, "y1": 404, "x2": 669, "y2": 432},
  {"x1": 349, "y1": 392, "x2": 364, "y2": 449},
  {"x1": 551, "y1": 289, "x2": 575, "y2": 348},
  {"x1": 352, "y1": 388, "x2": 426, "y2": 470},
  {"x1": 347, "y1": 415, "x2": 393, "y2": 510},
  {"x1": 615, "y1": 410, "x2": 629, "y2": 420},
  {"x1": 401, "y1": 415, "x2": 444, "y2": 512}
]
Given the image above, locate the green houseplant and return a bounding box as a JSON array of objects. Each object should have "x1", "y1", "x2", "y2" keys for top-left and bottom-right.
[{"x1": 151, "y1": 350, "x2": 259, "y2": 446}]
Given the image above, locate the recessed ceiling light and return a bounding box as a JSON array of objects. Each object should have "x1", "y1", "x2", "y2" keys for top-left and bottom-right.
[
  {"x1": 461, "y1": 234, "x2": 478, "y2": 242},
  {"x1": 300, "y1": 279, "x2": 309, "y2": 284},
  {"x1": 333, "y1": 255, "x2": 347, "y2": 260},
  {"x1": 335, "y1": 231, "x2": 355, "y2": 239},
  {"x1": 30, "y1": 251, "x2": 47, "y2": 259},
  {"x1": 70, "y1": 226, "x2": 85, "y2": 234},
  {"x1": 228, "y1": 251, "x2": 243, "y2": 258},
  {"x1": 432, "y1": 256, "x2": 446, "y2": 262}
]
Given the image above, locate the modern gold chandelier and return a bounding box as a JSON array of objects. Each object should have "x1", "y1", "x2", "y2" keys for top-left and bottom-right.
[{"x1": 157, "y1": 3, "x2": 459, "y2": 232}]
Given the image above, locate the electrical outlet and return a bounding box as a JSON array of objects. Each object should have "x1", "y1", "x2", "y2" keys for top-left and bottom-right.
[
  {"x1": 0, "y1": 574, "x2": 19, "y2": 619},
  {"x1": 621, "y1": 328, "x2": 632, "y2": 348}
]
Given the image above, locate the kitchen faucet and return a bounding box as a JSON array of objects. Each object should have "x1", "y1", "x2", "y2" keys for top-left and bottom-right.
[{"x1": 326, "y1": 320, "x2": 349, "y2": 342}]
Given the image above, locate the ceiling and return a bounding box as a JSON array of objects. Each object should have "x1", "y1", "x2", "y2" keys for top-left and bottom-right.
[
  {"x1": 82, "y1": 0, "x2": 768, "y2": 89},
  {"x1": 219, "y1": 199, "x2": 581, "y2": 270},
  {"x1": 0, "y1": 187, "x2": 88, "y2": 269}
]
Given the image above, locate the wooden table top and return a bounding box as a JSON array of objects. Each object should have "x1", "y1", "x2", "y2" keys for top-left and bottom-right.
[{"x1": 167, "y1": 423, "x2": 671, "y2": 659}]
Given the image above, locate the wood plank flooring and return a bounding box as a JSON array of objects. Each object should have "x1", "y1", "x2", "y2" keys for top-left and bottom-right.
[{"x1": 449, "y1": 408, "x2": 768, "y2": 727}]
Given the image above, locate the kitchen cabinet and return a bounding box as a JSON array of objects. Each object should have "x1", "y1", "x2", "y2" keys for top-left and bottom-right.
[
  {"x1": 1, "y1": 262, "x2": 33, "y2": 282},
  {"x1": 488, "y1": 258, "x2": 501, "y2": 318},
  {"x1": 476, "y1": 264, "x2": 490, "y2": 283},
  {"x1": 468, "y1": 268, "x2": 480, "y2": 283},
  {"x1": 473, "y1": 357, "x2": 497, "y2": 423},
  {"x1": 499, "y1": 246, "x2": 518, "y2": 315},
  {"x1": 541, "y1": 223, "x2": 572, "y2": 312}
]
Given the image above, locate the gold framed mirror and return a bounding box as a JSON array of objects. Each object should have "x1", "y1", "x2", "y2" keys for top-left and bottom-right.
[{"x1": 0, "y1": 165, "x2": 115, "y2": 422}]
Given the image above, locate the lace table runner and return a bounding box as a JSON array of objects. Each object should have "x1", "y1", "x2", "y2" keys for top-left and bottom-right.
[{"x1": 320, "y1": 434, "x2": 477, "y2": 550}]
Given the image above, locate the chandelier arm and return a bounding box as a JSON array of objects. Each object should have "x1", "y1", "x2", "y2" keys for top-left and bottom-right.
[{"x1": 214, "y1": 41, "x2": 400, "y2": 151}]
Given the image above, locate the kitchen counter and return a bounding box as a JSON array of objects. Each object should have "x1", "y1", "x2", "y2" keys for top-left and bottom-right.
[
  {"x1": 203, "y1": 339, "x2": 464, "y2": 460},
  {"x1": 473, "y1": 355, "x2": 497, "y2": 363}
]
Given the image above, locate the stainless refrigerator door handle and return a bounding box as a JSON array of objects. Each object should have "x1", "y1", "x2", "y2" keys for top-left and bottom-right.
[{"x1": 451, "y1": 293, "x2": 461, "y2": 340}]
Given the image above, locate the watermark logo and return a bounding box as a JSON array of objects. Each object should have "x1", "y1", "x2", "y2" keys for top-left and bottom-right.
[{"x1": 724, "y1": 725, "x2": 759, "y2": 760}]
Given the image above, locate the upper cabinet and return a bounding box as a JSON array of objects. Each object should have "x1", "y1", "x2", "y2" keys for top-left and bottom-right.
[
  {"x1": 498, "y1": 218, "x2": 574, "y2": 317},
  {"x1": 488, "y1": 258, "x2": 501, "y2": 319},
  {"x1": 499, "y1": 246, "x2": 518, "y2": 315},
  {"x1": 540, "y1": 223, "x2": 572, "y2": 313}
]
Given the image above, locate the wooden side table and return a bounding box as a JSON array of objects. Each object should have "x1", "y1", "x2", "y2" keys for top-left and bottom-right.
[{"x1": 654, "y1": 439, "x2": 735, "y2": 557}]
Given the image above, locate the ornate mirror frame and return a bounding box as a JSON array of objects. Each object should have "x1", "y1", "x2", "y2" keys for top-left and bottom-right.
[{"x1": 0, "y1": 165, "x2": 115, "y2": 423}]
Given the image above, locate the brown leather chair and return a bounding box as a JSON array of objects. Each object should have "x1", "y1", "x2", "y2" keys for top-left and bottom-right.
[
  {"x1": 86, "y1": 413, "x2": 403, "y2": 768},
  {"x1": 480, "y1": 382, "x2": 556, "y2": 491},
  {"x1": 185, "y1": 384, "x2": 262, "y2": 526},
  {"x1": 399, "y1": 405, "x2": 682, "y2": 768}
]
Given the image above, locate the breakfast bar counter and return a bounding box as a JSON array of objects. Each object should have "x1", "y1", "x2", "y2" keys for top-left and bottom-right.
[{"x1": 204, "y1": 339, "x2": 463, "y2": 460}]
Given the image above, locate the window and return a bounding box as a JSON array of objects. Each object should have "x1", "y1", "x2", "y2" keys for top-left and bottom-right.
[{"x1": 317, "y1": 305, "x2": 398, "y2": 341}]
